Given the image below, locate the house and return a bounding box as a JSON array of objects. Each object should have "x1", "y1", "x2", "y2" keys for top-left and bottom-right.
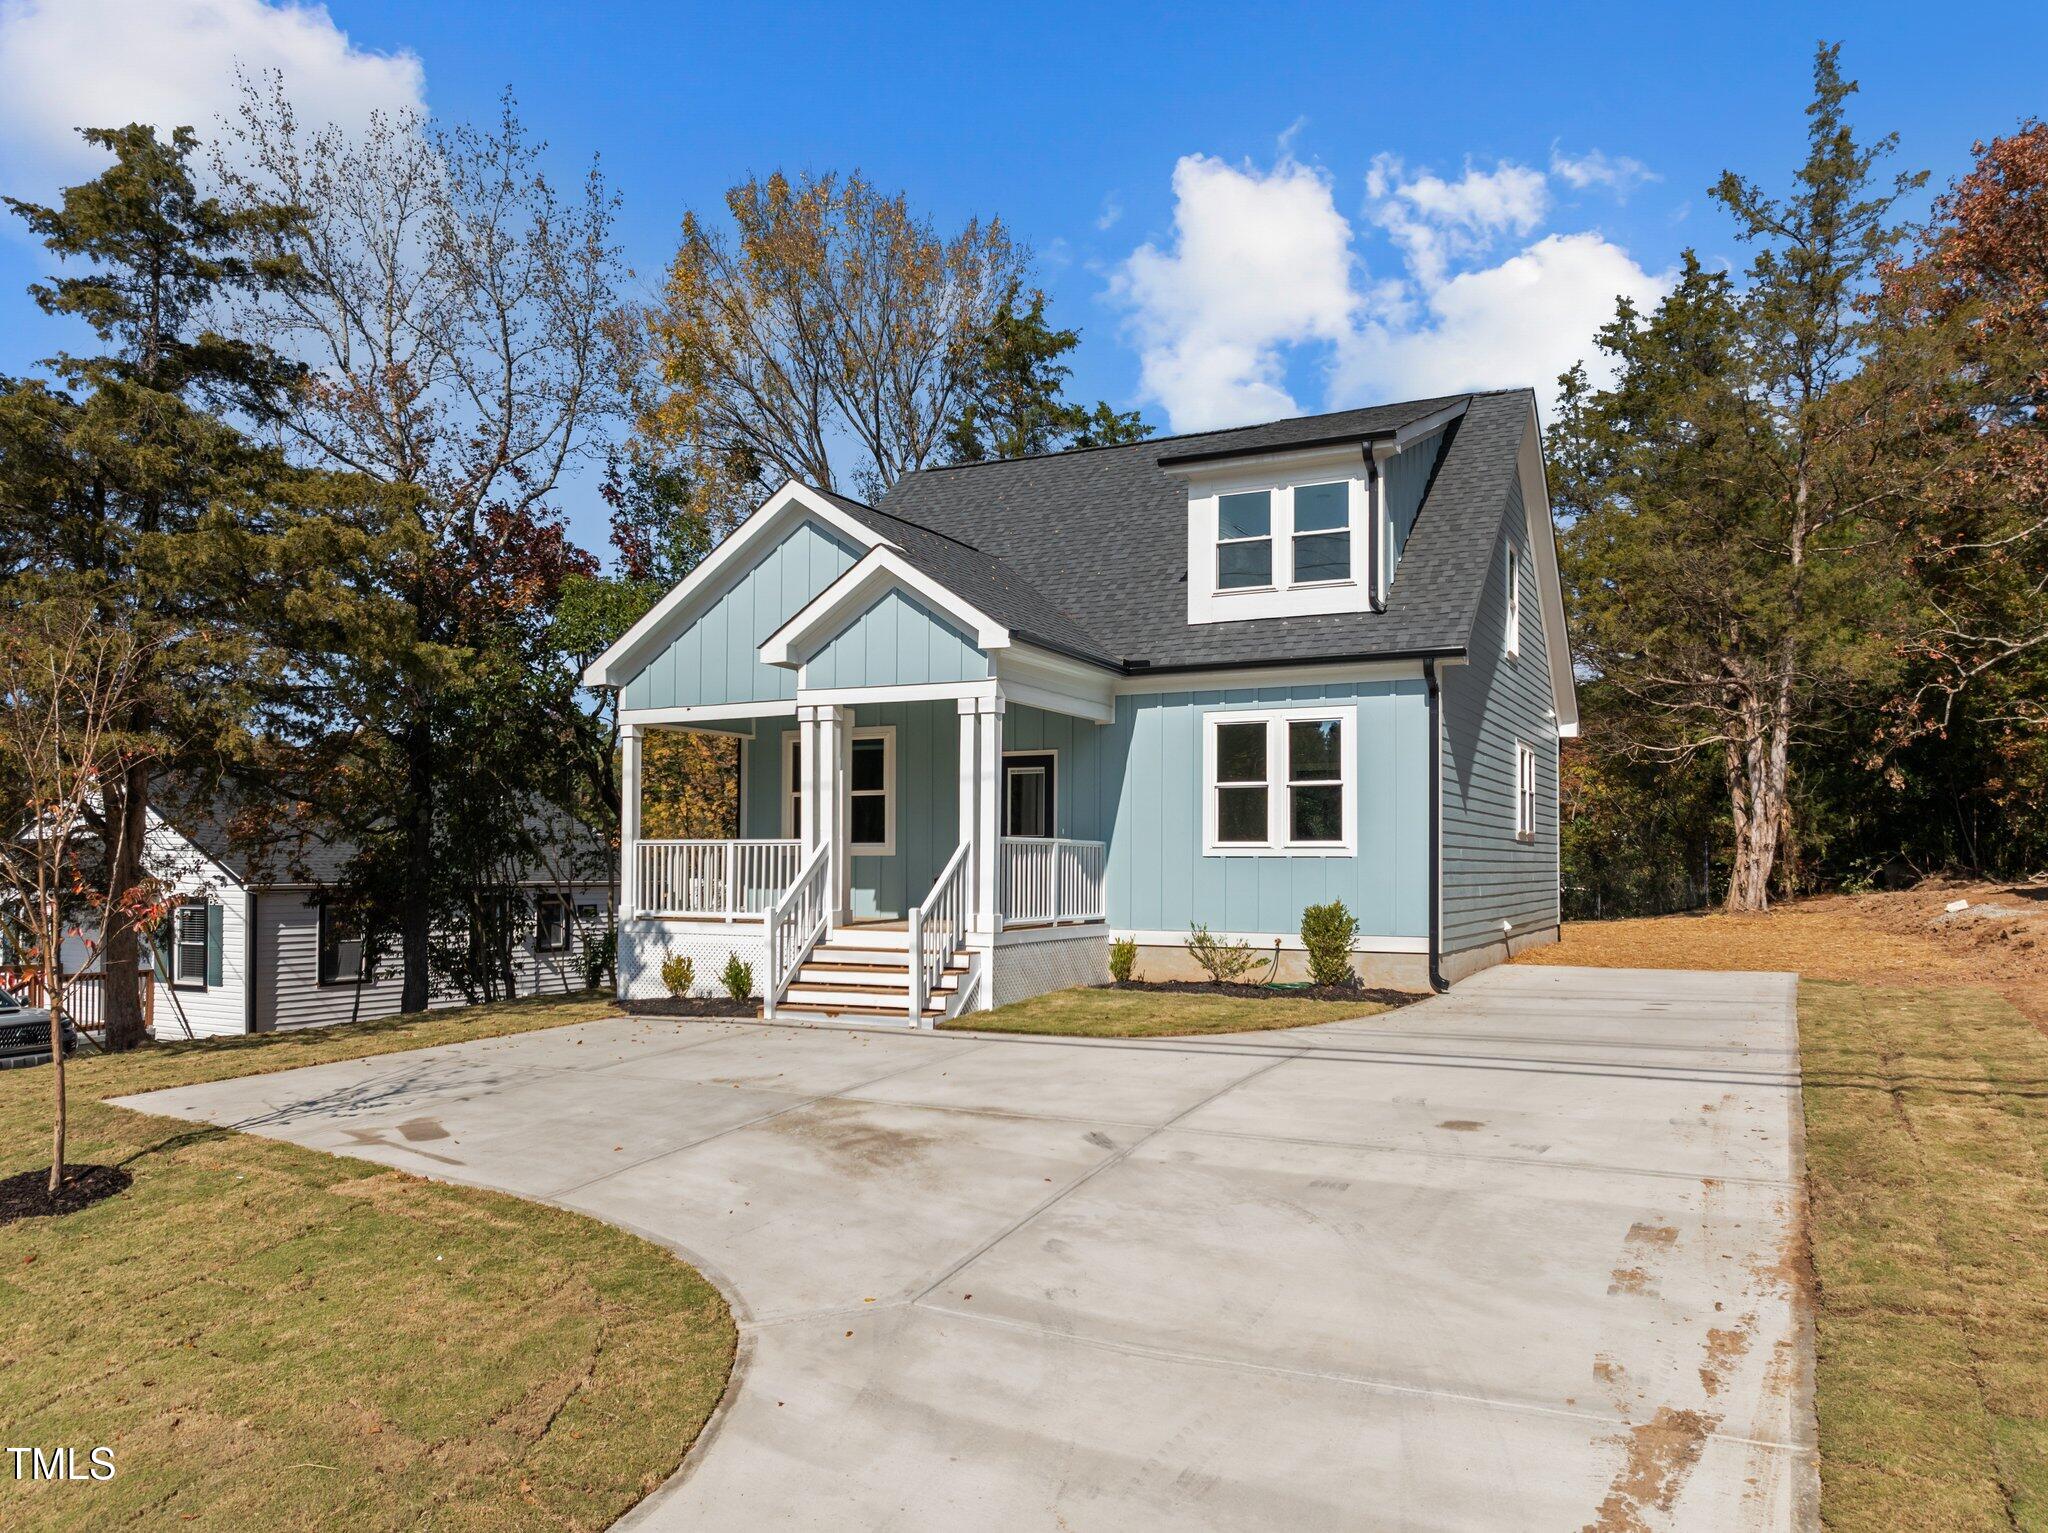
[
  {"x1": 583, "y1": 389, "x2": 1575, "y2": 1023},
  {"x1": 137, "y1": 802, "x2": 614, "y2": 1039}
]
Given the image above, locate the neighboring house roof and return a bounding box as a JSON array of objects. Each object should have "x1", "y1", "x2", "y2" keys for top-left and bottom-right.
[
  {"x1": 866, "y1": 389, "x2": 1534, "y2": 672},
  {"x1": 155, "y1": 792, "x2": 612, "y2": 891}
]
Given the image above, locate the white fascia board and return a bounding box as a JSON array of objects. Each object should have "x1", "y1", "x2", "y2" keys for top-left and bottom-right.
[
  {"x1": 795, "y1": 679, "x2": 1000, "y2": 706},
  {"x1": 619, "y1": 700, "x2": 794, "y2": 727},
  {"x1": 1392, "y1": 398, "x2": 1469, "y2": 449},
  {"x1": 1112, "y1": 658, "x2": 1428, "y2": 694},
  {"x1": 995, "y1": 643, "x2": 1116, "y2": 724},
  {"x1": 581, "y1": 481, "x2": 883, "y2": 688},
  {"x1": 758, "y1": 546, "x2": 1010, "y2": 667},
  {"x1": 1515, "y1": 405, "x2": 1580, "y2": 737}
]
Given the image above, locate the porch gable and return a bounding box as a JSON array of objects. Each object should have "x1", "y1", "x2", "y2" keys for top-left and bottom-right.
[{"x1": 801, "y1": 587, "x2": 991, "y2": 690}]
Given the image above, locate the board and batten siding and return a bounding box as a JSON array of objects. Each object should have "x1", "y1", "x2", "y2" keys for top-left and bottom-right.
[
  {"x1": 617, "y1": 516, "x2": 862, "y2": 711},
  {"x1": 802, "y1": 588, "x2": 989, "y2": 690},
  {"x1": 1437, "y1": 478, "x2": 1560, "y2": 973},
  {"x1": 250, "y1": 885, "x2": 610, "y2": 1031},
  {"x1": 1098, "y1": 679, "x2": 1431, "y2": 941}
]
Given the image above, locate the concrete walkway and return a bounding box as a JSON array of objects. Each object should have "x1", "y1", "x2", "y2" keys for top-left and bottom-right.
[{"x1": 119, "y1": 965, "x2": 1816, "y2": 1531}]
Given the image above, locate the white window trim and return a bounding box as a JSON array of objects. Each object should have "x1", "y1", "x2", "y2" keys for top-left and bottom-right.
[
  {"x1": 173, "y1": 903, "x2": 209, "y2": 989},
  {"x1": 1504, "y1": 542, "x2": 1522, "y2": 661},
  {"x1": 1181, "y1": 448, "x2": 1372, "y2": 626},
  {"x1": 782, "y1": 724, "x2": 897, "y2": 856},
  {"x1": 1215, "y1": 490, "x2": 1276, "y2": 593},
  {"x1": 1515, "y1": 739, "x2": 1538, "y2": 841},
  {"x1": 1201, "y1": 705, "x2": 1357, "y2": 856}
]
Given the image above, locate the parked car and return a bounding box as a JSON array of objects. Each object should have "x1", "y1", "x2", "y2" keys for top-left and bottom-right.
[{"x1": 0, "y1": 983, "x2": 75, "y2": 1069}]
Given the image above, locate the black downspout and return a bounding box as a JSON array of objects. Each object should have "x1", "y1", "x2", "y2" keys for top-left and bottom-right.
[{"x1": 1424, "y1": 659, "x2": 1449, "y2": 993}]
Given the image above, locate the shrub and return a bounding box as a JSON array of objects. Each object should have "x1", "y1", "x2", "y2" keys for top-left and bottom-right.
[
  {"x1": 1108, "y1": 936, "x2": 1138, "y2": 984},
  {"x1": 1299, "y1": 901, "x2": 1361, "y2": 988},
  {"x1": 719, "y1": 952, "x2": 754, "y2": 1001},
  {"x1": 582, "y1": 927, "x2": 617, "y2": 991},
  {"x1": 1185, "y1": 923, "x2": 1261, "y2": 985},
  {"x1": 660, "y1": 954, "x2": 695, "y2": 997}
]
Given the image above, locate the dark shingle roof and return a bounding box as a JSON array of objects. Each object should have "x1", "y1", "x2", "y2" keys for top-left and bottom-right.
[{"x1": 863, "y1": 389, "x2": 1533, "y2": 672}]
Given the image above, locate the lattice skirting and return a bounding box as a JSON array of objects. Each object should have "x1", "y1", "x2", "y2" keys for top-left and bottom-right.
[
  {"x1": 992, "y1": 932, "x2": 1109, "y2": 1008},
  {"x1": 619, "y1": 921, "x2": 768, "y2": 1001}
]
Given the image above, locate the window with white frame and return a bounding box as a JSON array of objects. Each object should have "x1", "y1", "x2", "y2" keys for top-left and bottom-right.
[
  {"x1": 173, "y1": 904, "x2": 210, "y2": 988},
  {"x1": 1216, "y1": 490, "x2": 1273, "y2": 590},
  {"x1": 534, "y1": 892, "x2": 572, "y2": 953},
  {"x1": 1203, "y1": 707, "x2": 1356, "y2": 854},
  {"x1": 1504, "y1": 541, "x2": 1522, "y2": 660},
  {"x1": 1184, "y1": 456, "x2": 1370, "y2": 626},
  {"x1": 1515, "y1": 740, "x2": 1538, "y2": 841},
  {"x1": 1291, "y1": 480, "x2": 1352, "y2": 584},
  {"x1": 783, "y1": 726, "x2": 895, "y2": 855}
]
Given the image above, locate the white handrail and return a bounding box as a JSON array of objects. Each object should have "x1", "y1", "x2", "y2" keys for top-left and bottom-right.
[
  {"x1": 998, "y1": 837, "x2": 1106, "y2": 924},
  {"x1": 636, "y1": 839, "x2": 801, "y2": 919},
  {"x1": 907, "y1": 841, "x2": 972, "y2": 1024},
  {"x1": 764, "y1": 840, "x2": 830, "y2": 1019}
]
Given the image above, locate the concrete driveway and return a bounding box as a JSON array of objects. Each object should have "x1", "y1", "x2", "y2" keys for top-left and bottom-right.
[{"x1": 119, "y1": 964, "x2": 1815, "y2": 1531}]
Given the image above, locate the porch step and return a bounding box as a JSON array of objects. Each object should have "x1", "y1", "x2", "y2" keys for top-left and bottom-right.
[
  {"x1": 774, "y1": 1002, "x2": 947, "y2": 1023},
  {"x1": 777, "y1": 989, "x2": 948, "y2": 1016},
  {"x1": 797, "y1": 961, "x2": 966, "y2": 990}
]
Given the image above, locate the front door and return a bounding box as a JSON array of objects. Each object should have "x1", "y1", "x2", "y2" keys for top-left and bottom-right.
[{"x1": 1003, "y1": 753, "x2": 1055, "y2": 838}]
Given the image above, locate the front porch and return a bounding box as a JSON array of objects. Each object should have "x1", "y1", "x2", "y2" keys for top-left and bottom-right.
[{"x1": 616, "y1": 690, "x2": 1111, "y2": 1024}]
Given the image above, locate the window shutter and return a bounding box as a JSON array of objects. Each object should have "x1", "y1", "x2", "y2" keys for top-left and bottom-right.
[{"x1": 205, "y1": 903, "x2": 224, "y2": 988}]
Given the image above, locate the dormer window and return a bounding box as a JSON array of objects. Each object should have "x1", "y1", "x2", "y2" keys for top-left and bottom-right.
[
  {"x1": 1292, "y1": 481, "x2": 1351, "y2": 584},
  {"x1": 1217, "y1": 491, "x2": 1273, "y2": 589}
]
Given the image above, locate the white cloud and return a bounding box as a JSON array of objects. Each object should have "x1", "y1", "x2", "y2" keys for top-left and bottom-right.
[
  {"x1": 1095, "y1": 193, "x2": 1122, "y2": 232},
  {"x1": 1109, "y1": 153, "x2": 1358, "y2": 431},
  {"x1": 1110, "y1": 143, "x2": 1670, "y2": 430},
  {"x1": 0, "y1": 0, "x2": 424, "y2": 194},
  {"x1": 1549, "y1": 145, "x2": 1658, "y2": 199}
]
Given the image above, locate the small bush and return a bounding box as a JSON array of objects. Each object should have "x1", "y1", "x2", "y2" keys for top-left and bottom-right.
[
  {"x1": 719, "y1": 953, "x2": 754, "y2": 1001},
  {"x1": 1299, "y1": 901, "x2": 1360, "y2": 988},
  {"x1": 1185, "y1": 923, "x2": 1261, "y2": 985},
  {"x1": 1108, "y1": 936, "x2": 1138, "y2": 984},
  {"x1": 582, "y1": 927, "x2": 618, "y2": 991},
  {"x1": 660, "y1": 954, "x2": 695, "y2": 997}
]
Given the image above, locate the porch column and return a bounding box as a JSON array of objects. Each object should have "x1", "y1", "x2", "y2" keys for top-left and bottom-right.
[
  {"x1": 619, "y1": 721, "x2": 642, "y2": 920},
  {"x1": 797, "y1": 707, "x2": 821, "y2": 850},
  {"x1": 956, "y1": 700, "x2": 978, "y2": 910},
  {"x1": 973, "y1": 694, "x2": 1004, "y2": 938},
  {"x1": 813, "y1": 703, "x2": 851, "y2": 925}
]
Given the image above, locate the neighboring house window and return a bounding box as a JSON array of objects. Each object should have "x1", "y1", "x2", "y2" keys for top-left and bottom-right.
[
  {"x1": 173, "y1": 904, "x2": 210, "y2": 988},
  {"x1": 782, "y1": 726, "x2": 895, "y2": 854},
  {"x1": 318, "y1": 903, "x2": 366, "y2": 985},
  {"x1": 1203, "y1": 707, "x2": 1356, "y2": 855},
  {"x1": 1504, "y1": 542, "x2": 1522, "y2": 660},
  {"x1": 1291, "y1": 481, "x2": 1351, "y2": 584},
  {"x1": 1216, "y1": 490, "x2": 1273, "y2": 590},
  {"x1": 535, "y1": 892, "x2": 572, "y2": 952},
  {"x1": 1515, "y1": 741, "x2": 1538, "y2": 841}
]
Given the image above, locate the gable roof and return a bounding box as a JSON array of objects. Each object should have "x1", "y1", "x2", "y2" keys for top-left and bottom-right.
[{"x1": 870, "y1": 389, "x2": 1537, "y2": 672}]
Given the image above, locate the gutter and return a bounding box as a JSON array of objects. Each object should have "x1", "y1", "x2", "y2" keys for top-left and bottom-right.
[
  {"x1": 1423, "y1": 659, "x2": 1449, "y2": 993},
  {"x1": 1123, "y1": 644, "x2": 1466, "y2": 680}
]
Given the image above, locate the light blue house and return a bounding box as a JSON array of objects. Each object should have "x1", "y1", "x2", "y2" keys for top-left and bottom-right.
[{"x1": 584, "y1": 390, "x2": 1575, "y2": 1022}]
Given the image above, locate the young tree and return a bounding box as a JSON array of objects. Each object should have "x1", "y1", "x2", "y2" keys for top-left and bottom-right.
[
  {"x1": 0, "y1": 123, "x2": 332, "y2": 1047},
  {"x1": 0, "y1": 601, "x2": 163, "y2": 1194},
  {"x1": 214, "y1": 76, "x2": 623, "y2": 1012},
  {"x1": 639, "y1": 170, "x2": 1029, "y2": 500},
  {"x1": 1551, "y1": 46, "x2": 1923, "y2": 910}
]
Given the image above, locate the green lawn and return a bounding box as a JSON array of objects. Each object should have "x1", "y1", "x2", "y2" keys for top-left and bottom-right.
[
  {"x1": 1, "y1": 992, "x2": 735, "y2": 1532},
  {"x1": 949, "y1": 984, "x2": 1396, "y2": 1038},
  {"x1": 1799, "y1": 980, "x2": 2048, "y2": 1531}
]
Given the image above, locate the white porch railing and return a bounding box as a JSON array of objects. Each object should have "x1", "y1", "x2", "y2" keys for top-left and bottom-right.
[
  {"x1": 999, "y1": 837, "x2": 1106, "y2": 925},
  {"x1": 907, "y1": 841, "x2": 972, "y2": 1023},
  {"x1": 763, "y1": 841, "x2": 830, "y2": 1020},
  {"x1": 636, "y1": 839, "x2": 802, "y2": 918}
]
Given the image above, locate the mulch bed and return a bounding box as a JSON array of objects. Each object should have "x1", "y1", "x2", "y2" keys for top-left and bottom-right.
[
  {"x1": 1100, "y1": 980, "x2": 1421, "y2": 1006},
  {"x1": 1, "y1": 1163, "x2": 133, "y2": 1226},
  {"x1": 620, "y1": 997, "x2": 759, "y2": 1019}
]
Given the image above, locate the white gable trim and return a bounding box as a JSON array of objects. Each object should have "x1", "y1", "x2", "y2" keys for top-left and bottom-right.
[
  {"x1": 1515, "y1": 404, "x2": 1580, "y2": 738},
  {"x1": 580, "y1": 481, "x2": 883, "y2": 689},
  {"x1": 758, "y1": 546, "x2": 1010, "y2": 668}
]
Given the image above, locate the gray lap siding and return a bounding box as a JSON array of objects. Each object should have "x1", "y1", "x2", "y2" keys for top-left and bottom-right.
[{"x1": 1437, "y1": 479, "x2": 1560, "y2": 970}]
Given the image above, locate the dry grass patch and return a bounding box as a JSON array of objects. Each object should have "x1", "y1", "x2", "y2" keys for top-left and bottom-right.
[
  {"x1": 950, "y1": 986, "x2": 1392, "y2": 1038},
  {"x1": 0, "y1": 991, "x2": 735, "y2": 1531},
  {"x1": 1799, "y1": 980, "x2": 2048, "y2": 1531}
]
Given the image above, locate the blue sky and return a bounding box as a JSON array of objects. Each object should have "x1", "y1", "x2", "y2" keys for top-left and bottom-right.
[{"x1": 4, "y1": 0, "x2": 2045, "y2": 558}]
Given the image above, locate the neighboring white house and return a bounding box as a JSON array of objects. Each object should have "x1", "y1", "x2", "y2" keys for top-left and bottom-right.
[
  {"x1": 584, "y1": 389, "x2": 1576, "y2": 1025},
  {"x1": 138, "y1": 802, "x2": 613, "y2": 1039}
]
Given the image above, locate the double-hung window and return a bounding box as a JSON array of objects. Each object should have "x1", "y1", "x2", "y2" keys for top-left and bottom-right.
[
  {"x1": 1515, "y1": 741, "x2": 1538, "y2": 841},
  {"x1": 783, "y1": 726, "x2": 895, "y2": 855},
  {"x1": 1291, "y1": 481, "x2": 1351, "y2": 584},
  {"x1": 173, "y1": 904, "x2": 210, "y2": 988},
  {"x1": 317, "y1": 903, "x2": 365, "y2": 985},
  {"x1": 1203, "y1": 707, "x2": 1356, "y2": 854},
  {"x1": 535, "y1": 892, "x2": 572, "y2": 953},
  {"x1": 1216, "y1": 490, "x2": 1273, "y2": 590}
]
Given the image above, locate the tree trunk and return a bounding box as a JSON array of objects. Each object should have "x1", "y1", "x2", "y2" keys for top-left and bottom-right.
[
  {"x1": 99, "y1": 759, "x2": 152, "y2": 1051},
  {"x1": 47, "y1": 950, "x2": 66, "y2": 1196},
  {"x1": 399, "y1": 723, "x2": 434, "y2": 1014},
  {"x1": 1723, "y1": 687, "x2": 1794, "y2": 912}
]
